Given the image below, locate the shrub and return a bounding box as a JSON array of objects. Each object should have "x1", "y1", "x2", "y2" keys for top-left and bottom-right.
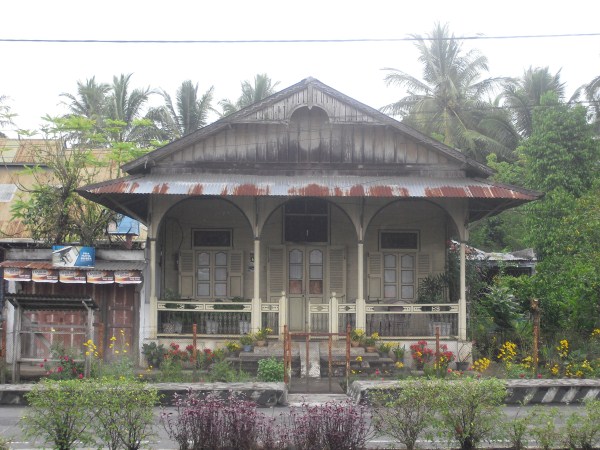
[
  {"x1": 41, "y1": 342, "x2": 85, "y2": 380},
  {"x1": 257, "y1": 357, "x2": 284, "y2": 382},
  {"x1": 564, "y1": 399, "x2": 600, "y2": 450},
  {"x1": 161, "y1": 391, "x2": 273, "y2": 450},
  {"x1": 528, "y1": 406, "x2": 561, "y2": 450},
  {"x1": 284, "y1": 400, "x2": 373, "y2": 450},
  {"x1": 89, "y1": 378, "x2": 159, "y2": 450},
  {"x1": 371, "y1": 379, "x2": 440, "y2": 450},
  {"x1": 21, "y1": 379, "x2": 96, "y2": 449},
  {"x1": 435, "y1": 377, "x2": 505, "y2": 450},
  {"x1": 501, "y1": 405, "x2": 532, "y2": 450},
  {"x1": 141, "y1": 342, "x2": 166, "y2": 368}
]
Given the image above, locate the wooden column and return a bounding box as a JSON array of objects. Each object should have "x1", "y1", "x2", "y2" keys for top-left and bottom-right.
[
  {"x1": 356, "y1": 241, "x2": 366, "y2": 330},
  {"x1": 459, "y1": 241, "x2": 467, "y2": 340},
  {"x1": 251, "y1": 238, "x2": 261, "y2": 331}
]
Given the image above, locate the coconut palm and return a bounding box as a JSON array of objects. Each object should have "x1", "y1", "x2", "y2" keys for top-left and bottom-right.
[
  {"x1": 106, "y1": 73, "x2": 155, "y2": 143},
  {"x1": 572, "y1": 74, "x2": 600, "y2": 135},
  {"x1": 500, "y1": 67, "x2": 566, "y2": 138},
  {"x1": 219, "y1": 73, "x2": 280, "y2": 116},
  {"x1": 381, "y1": 23, "x2": 514, "y2": 161},
  {"x1": 60, "y1": 76, "x2": 111, "y2": 122},
  {"x1": 146, "y1": 81, "x2": 215, "y2": 141}
]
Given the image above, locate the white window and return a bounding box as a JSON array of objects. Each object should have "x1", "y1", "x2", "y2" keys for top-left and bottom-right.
[
  {"x1": 383, "y1": 253, "x2": 415, "y2": 300},
  {"x1": 196, "y1": 251, "x2": 228, "y2": 298}
]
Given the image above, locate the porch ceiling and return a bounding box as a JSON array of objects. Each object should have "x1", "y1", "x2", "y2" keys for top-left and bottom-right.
[{"x1": 77, "y1": 173, "x2": 542, "y2": 224}]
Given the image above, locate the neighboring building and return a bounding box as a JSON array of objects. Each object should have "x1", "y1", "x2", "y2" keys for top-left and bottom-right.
[
  {"x1": 78, "y1": 77, "x2": 542, "y2": 354},
  {"x1": 0, "y1": 138, "x2": 146, "y2": 365}
]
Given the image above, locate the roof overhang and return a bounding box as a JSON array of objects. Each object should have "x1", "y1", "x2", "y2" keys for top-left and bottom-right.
[
  {"x1": 77, "y1": 173, "x2": 542, "y2": 224},
  {"x1": 6, "y1": 294, "x2": 98, "y2": 311}
]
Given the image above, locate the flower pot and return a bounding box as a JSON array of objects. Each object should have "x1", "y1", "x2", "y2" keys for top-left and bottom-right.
[
  {"x1": 415, "y1": 362, "x2": 425, "y2": 371},
  {"x1": 242, "y1": 344, "x2": 253, "y2": 352},
  {"x1": 351, "y1": 340, "x2": 361, "y2": 348},
  {"x1": 378, "y1": 351, "x2": 390, "y2": 358},
  {"x1": 255, "y1": 340, "x2": 267, "y2": 347},
  {"x1": 365, "y1": 346, "x2": 377, "y2": 353}
]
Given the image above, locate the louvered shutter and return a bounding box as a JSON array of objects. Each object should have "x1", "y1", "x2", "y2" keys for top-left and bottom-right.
[
  {"x1": 417, "y1": 253, "x2": 431, "y2": 284},
  {"x1": 228, "y1": 251, "x2": 244, "y2": 298},
  {"x1": 267, "y1": 246, "x2": 285, "y2": 298},
  {"x1": 178, "y1": 251, "x2": 194, "y2": 298},
  {"x1": 327, "y1": 247, "x2": 346, "y2": 297},
  {"x1": 367, "y1": 252, "x2": 382, "y2": 300}
]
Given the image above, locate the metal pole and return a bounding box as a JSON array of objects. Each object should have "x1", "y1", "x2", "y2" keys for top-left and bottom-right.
[
  {"x1": 192, "y1": 323, "x2": 198, "y2": 382},
  {"x1": 346, "y1": 322, "x2": 351, "y2": 391},
  {"x1": 306, "y1": 333, "x2": 310, "y2": 391},
  {"x1": 328, "y1": 335, "x2": 332, "y2": 391},
  {"x1": 531, "y1": 299, "x2": 540, "y2": 374}
]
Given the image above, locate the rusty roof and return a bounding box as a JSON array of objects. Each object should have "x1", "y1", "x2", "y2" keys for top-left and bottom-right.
[{"x1": 79, "y1": 173, "x2": 540, "y2": 200}]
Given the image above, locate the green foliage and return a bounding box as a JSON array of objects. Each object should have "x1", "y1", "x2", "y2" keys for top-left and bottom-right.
[
  {"x1": 528, "y1": 406, "x2": 561, "y2": 450},
  {"x1": 501, "y1": 406, "x2": 531, "y2": 450},
  {"x1": 21, "y1": 379, "x2": 96, "y2": 449},
  {"x1": 564, "y1": 399, "x2": 600, "y2": 450},
  {"x1": 141, "y1": 342, "x2": 166, "y2": 369},
  {"x1": 209, "y1": 359, "x2": 249, "y2": 382},
  {"x1": 371, "y1": 380, "x2": 440, "y2": 450},
  {"x1": 435, "y1": 377, "x2": 505, "y2": 450},
  {"x1": 257, "y1": 357, "x2": 284, "y2": 382},
  {"x1": 89, "y1": 378, "x2": 159, "y2": 450}
]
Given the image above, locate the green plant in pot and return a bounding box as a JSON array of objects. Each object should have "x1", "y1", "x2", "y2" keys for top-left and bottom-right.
[
  {"x1": 141, "y1": 342, "x2": 166, "y2": 368},
  {"x1": 363, "y1": 332, "x2": 380, "y2": 352},
  {"x1": 378, "y1": 342, "x2": 394, "y2": 357},
  {"x1": 240, "y1": 334, "x2": 254, "y2": 352}
]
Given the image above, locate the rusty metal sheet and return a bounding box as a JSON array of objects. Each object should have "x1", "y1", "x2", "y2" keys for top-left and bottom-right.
[{"x1": 79, "y1": 174, "x2": 539, "y2": 200}]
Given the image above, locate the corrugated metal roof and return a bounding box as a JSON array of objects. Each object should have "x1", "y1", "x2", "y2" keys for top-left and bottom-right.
[
  {"x1": 79, "y1": 173, "x2": 539, "y2": 200},
  {"x1": 0, "y1": 260, "x2": 146, "y2": 271}
]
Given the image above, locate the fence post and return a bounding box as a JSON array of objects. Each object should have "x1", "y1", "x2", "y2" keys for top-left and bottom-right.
[{"x1": 531, "y1": 298, "x2": 540, "y2": 373}]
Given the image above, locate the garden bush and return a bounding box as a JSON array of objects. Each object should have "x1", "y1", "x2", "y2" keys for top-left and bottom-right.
[
  {"x1": 284, "y1": 400, "x2": 373, "y2": 450},
  {"x1": 161, "y1": 391, "x2": 274, "y2": 450},
  {"x1": 435, "y1": 377, "x2": 506, "y2": 450},
  {"x1": 371, "y1": 379, "x2": 441, "y2": 450},
  {"x1": 257, "y1": 357, "x2": 284, "y2": 382}
]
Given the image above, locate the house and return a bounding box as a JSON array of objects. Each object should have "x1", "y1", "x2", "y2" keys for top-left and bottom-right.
[
  {"x1": 77, "y1": 77, "x2": 541, "y2": 354},
  {"x1": 0, "y1": 138, "x2": 146, "y2": 369}
]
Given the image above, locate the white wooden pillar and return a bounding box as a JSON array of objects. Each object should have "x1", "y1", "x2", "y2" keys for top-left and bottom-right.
[
  {"x1": 251, "y1": 238, "x2": 261, "y2": 331},
  {"x1": 278, "y1": 291, "x2": 287, "y2": 338},
  {"x1": 356, "y1": 241, "x2": 366, "y2": 330},
  {"x1": 149, "y1": 238, "x2": 158, "y2": 338},
  {"x1": 330, "y1": 292, "x2": 339, "y2": 336},
  {"x1": 459, "y1": 241, "x2": 467, "y2": 340}
]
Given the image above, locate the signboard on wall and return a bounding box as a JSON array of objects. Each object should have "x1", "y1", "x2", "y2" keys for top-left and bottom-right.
[
  {"x1": 32, "y1": 269, "x2": 59, "y2": 283},
  {"x1": 4, "y1": 267, "x2": 31, "y2": 281},
  {"x1": 87, "y1": 270, "x2": 114, "y2": 284},
  {"x1": 59, "y1": 270, "x2": 87, "y2": 284},
  {"x1": 52, "y1": 246, "x2": 95, "y2": 267},
  {"x1": 114, "y1": 271, "x2": 142, "y2": 284}
]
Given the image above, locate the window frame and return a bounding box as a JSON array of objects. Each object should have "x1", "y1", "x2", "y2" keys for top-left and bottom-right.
[
  {"x1": 379, "y1": 230, "x2": 420, "y2": 251},
  {"x1": 192, "y1": 228, "x2": 233, "y2": 248}
]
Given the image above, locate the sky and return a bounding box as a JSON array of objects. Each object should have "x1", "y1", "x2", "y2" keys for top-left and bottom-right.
[{"x1": 1, "y1": 0, "x2": 599, "y2": 138}]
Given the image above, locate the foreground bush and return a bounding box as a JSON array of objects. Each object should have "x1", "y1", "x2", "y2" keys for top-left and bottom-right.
[
  {"x1": 284, "y1": 400, "x2": 373, "y2": 450},
  {"x1": 21, "y1": 379, "x2": 96, "y2": 449},
  {"x1": 371, "y1": 379, "x2": 440, "y2": 450},
  {"x1": 21, "y1": 378, "x2": 159, "y2": 450},
  {"x1": 435, "y1": 377, "x2": 506, "y2": 450},
  {"x1": 161, "y1": 391, "x2": 276, "y2": 450}
]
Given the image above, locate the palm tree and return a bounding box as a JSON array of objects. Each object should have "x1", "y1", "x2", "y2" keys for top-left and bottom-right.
[
  {"x1": 219, "y1": 73, "x2": 280, "y2": 116},
  {"x1": 106, "y1": 73, "x2": 155, "y2": 143},
  {"x1": 500, "y1": 67, "x2": 565, "y2": 138},
  {"x1": 60, "y1": 77, "x2": 111, "y2": 122},
  {"x1": 572, "y1": 74, "x2": 600, "y2": 135},
  {"x1": 381, "y1": 23, "x2": 515, "y2": 161},
  {"x1": 146, "y1": 81, "x2": 215, "y2": 141}
]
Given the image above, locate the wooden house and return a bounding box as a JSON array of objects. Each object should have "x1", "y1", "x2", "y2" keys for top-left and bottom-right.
[{"x1": 78, "y1": 77, "x2": 541, "y2": 350}]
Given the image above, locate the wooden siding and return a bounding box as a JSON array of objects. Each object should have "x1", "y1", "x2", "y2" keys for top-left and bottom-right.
[{"x1": 163, "y1": 88, "x2": 454, "y2": 169}]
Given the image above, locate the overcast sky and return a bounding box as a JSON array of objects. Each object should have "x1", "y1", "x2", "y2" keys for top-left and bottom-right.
[{"x1": 1, "y1": 0, "x2": 599, "y2": 138}]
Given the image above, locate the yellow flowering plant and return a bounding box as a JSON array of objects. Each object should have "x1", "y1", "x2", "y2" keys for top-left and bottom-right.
[
  {"x1": 363, "y1": 332, "x2": 380, "y2": 347},
  {"x1": 255, "y1": 327, "x2": 272, "y2": 341},
  {"x1": 350, "y1": 328, "x2": 365, "y2": 343}
]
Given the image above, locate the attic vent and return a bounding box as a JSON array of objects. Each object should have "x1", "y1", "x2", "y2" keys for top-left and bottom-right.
[{"x1": 0, "y1": 184, "x2": 17, "y2": 202}]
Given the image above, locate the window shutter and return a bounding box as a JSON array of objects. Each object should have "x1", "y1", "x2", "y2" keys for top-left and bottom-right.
[
  {"x1": 178, "y1": 251, "x2": 194, "y2": 298},
  {"x1": 367, "y1": 252, "x2": 382, "y2": 300},
  {"x1": 228, "y1": 251, "x2": 244, "y2": 298},
  {"x1": 417, "y1": 253, "x2": 431, "y2": 281},
  {"x1": 267, "y1": 246, "x2": 285, "y2": 295},
  {"x1": 328, "y1": 246, "x2": 346, "y2": 297}
]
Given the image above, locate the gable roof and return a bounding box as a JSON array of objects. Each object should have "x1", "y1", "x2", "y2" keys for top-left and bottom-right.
[{"x1": 122, "y1": 77, "x2": 492, "y2": 177}]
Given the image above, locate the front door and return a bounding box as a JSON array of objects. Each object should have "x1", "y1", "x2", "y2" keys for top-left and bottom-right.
[{"x1": 287, "y1": 246, "x2": 325, "y2": 332}]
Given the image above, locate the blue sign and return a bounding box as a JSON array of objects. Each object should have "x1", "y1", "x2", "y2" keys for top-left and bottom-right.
[{"x1": 52, "y1": 246, "x2": 95, "y2": 267}]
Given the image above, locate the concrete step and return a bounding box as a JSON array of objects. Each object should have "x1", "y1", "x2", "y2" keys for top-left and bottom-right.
[{"x1": 287, "y1": 393, "x2": 351, "y2": 406}]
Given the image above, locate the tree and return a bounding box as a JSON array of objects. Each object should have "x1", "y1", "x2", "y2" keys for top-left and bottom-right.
[
  {"x1": 0, "y1": 95, "x2": 17, "y2": 138},
  {"x1": 106, "y1": 73, "x2": 155, "y2": 144},
  {"x1": 146, "y1": 80, "x2": 215, "y2": 140},
  {"x1": 381, "y1": 23, "x2": 516, "y2": 161},
  {"x1": 572, "y1": 74, "x2": 600, "y2": 135},
  {"x1": 500, "y1": 66, "x2": 566, "y2": 138},
  {"x1": 10, "y1": 116, "x2": 115, "y2": 245},
  {"x1": 60, "y1": 76, "x2": 111, "y2": 123},
  {"x1": 219, "y1": 73, "x2": 279, "y2": 116}
]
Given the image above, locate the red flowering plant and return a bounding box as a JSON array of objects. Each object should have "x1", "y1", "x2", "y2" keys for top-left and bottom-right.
[
  {"x1": 42, "y1": 343, "x2": 85, "y2": 380},
  {"x1": 409, "y1": 340, "x2": 434, "y2": 368},
  {"x1": 165, "y1": 342, "x2": 191, "y2": 364}
]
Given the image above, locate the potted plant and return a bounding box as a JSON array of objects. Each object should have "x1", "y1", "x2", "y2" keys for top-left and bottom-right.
[
  {"x1": 377, "y1": 342, "x2": 394, "y2": 358},
  {"x1": 254, "y1": 327, "x2": 272, "y2": 347},
  {"x1": 455, "y1": 341, "x2": 472, "y2": 371},
  {"x1": 225, "y1": 340, "x2": 241, "y2": 357},
  {"x1": 391, "y1": 343, "x2": 405, "y2": 363},
  {"x1": 363, "y1": 332, "x2": 380, "y2": 353},
  {"x1": 240, "y1": 334, "x2": 254, "y2": 352},
  {"x1": 141, "y1": 342, "x2": 166, "y2": 368},
  {"x1": 410, "y1": 340, "x2": 434, "y2": 370},
  {"x1": 350, "y1": 328, "x2": 365, "y2": 347},
  {"x1": 162, "y1": 289, "x2": 184, "y2": 333}
]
